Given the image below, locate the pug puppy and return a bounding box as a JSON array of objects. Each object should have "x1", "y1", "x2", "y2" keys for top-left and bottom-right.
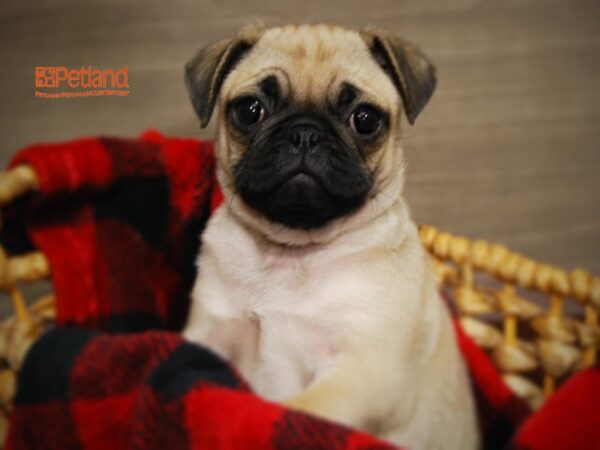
[{"x1": 183, "y1": 24, "x2": 478, "y2": 449}]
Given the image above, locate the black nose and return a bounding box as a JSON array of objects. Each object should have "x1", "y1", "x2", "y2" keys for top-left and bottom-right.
[{"x1": 288, "y1": 124, "x2": 323, "y2": 154}]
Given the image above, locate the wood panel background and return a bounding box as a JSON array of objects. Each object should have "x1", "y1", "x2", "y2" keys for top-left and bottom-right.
[{"x1": 0, "y1": 0, "x2": 598, "y2": 279}]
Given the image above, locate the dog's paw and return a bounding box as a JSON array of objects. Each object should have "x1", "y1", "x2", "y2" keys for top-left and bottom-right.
[{"x1": 282, "y1": 393, "x2": 315, "y2": 414}]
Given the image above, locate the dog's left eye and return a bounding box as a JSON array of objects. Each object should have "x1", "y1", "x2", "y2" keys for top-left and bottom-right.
[
  {"x1": 232, "y1": 97, "x2": 265, "y2": 127},
  {"x1": 350, "y1": 105, "x2": 382, "y2": 136}
]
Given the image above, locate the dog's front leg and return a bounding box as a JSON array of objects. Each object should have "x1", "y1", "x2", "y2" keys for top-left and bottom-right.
[
  {"x1": 283, "y1": 354, "x2": 384, "y2": 434},
  {"x1": 185, "y1": 312, "x2": 260, "y2": 372}
]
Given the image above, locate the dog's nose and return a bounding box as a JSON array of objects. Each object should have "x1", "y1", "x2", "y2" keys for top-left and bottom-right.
[{"x1": 289, "y1": 124, "x2": 322, "y2": 154}]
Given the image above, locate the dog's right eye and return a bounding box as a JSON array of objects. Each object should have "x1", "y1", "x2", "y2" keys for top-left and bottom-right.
[
  {"x1": 349, "y1": 104, "x2": 382, "y2": 136},
  {"x1": 232, "y1": 97, "x2": 265, "y2": 127}
]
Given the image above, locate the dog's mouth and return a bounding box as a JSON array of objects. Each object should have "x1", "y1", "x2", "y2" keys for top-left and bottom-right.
[
  {"x1": 272, "y1": 168, "x2": 323, "y2": 193},
  {"x1": 236, "y1": 154, "x2": 327, "y2": 194},
  {"x1": 234, "y1": 157, "x2": 373, "y2": 229},
  {"x1": 236, "y1": 167, "x2": 331, "y2": 229}
]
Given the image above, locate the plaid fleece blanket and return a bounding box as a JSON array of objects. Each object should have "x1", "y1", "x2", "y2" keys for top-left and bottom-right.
[{"x1": 2, "y1": 130, "x2": 598, "y2": 450}]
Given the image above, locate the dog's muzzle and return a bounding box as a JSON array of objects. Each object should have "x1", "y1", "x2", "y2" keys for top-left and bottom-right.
[{"x1": 234, "y1": 114, "x2": 373, "y2": 229}]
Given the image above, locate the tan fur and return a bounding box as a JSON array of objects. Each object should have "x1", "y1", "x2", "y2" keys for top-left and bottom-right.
[{"x1": 184, "y1": 24, "x2": 479, "y2": 449}]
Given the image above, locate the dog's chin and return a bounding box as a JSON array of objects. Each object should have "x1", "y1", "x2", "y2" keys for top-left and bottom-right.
[{"x1": 237, "y1": 171, "x2": 368, "y2": 230}]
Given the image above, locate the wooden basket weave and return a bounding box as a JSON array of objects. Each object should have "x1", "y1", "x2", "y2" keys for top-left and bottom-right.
[{"x1": 0, "y1": 166, "x2": 598, "y2": 444}]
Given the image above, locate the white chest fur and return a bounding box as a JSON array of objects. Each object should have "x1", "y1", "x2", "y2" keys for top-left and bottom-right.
[
  {"x1": 184, "y1": 200, "x2": 418, "y2": 398},
  {"x1": 183, "y1": 201, "x2": 478, "y2": 449}
]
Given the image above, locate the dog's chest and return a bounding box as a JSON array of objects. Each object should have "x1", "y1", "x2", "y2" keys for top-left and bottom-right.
[
  {"x1": 253, "y1": 255, "x2": 343, "y2": 394},
  {"x1": 198, "y1": 231, "x2": 359, "y2": 399}
]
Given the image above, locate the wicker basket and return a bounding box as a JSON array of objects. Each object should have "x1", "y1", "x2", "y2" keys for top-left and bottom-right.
[{"x1": 0, "y1": 166, "x2": 598, "y2": 444}]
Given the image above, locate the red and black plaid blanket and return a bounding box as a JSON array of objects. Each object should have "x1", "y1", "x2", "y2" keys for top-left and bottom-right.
[{"x1": 2, "y1": 130, "x2": 599, "y2": 450}]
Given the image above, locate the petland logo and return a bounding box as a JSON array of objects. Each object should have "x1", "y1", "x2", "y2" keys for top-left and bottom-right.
[{"x1": 35, "y1": 66, "x2": 129, "y2": 98}]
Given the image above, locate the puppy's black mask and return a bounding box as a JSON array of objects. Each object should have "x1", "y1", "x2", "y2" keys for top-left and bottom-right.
[{"x1": 232, "y1": 94, "x2": 378, "y2": 230}]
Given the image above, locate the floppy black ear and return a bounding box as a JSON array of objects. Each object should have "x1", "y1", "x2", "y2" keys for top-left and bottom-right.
[
  {"x1": 360, "y1": 28, "x2": 437, "y2": 125},
  {"x1": 185, "y1": 27, "x2": 263, "y2": 128}
]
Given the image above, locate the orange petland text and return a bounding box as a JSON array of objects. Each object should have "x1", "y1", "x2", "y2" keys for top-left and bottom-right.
[{"x1": 35, "y1": 66, "x2": 129, "y2": 98}]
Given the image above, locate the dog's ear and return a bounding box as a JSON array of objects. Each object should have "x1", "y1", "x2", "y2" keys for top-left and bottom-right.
[
  {"x1": 185, "y1": 26, "x2": 264, "y2": 128},
  {"x1": 360, "y1": 28, "x2": 436, "y2": 125}
]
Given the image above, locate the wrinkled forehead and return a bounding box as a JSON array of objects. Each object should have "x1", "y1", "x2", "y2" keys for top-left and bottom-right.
[{"x1": 221, "y1": 25, "x2": 398, "y2": 110}]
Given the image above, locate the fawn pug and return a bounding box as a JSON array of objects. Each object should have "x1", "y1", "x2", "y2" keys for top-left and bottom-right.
[{"x1": 183, "y1": 24, "x2": 478, "y2": 449}]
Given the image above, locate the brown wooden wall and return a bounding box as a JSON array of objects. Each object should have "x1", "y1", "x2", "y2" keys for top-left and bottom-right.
[{"x1": 1, "y1": 0, "x2": 599, "y2": 273}]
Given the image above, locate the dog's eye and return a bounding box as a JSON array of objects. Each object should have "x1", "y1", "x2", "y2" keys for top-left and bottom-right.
[
  {"x1": 233, "y1": 97, "x2": 265, "y2": 126},
  {"x1": 350, "y1": 105, "x2": 382, "y2": 136}
]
